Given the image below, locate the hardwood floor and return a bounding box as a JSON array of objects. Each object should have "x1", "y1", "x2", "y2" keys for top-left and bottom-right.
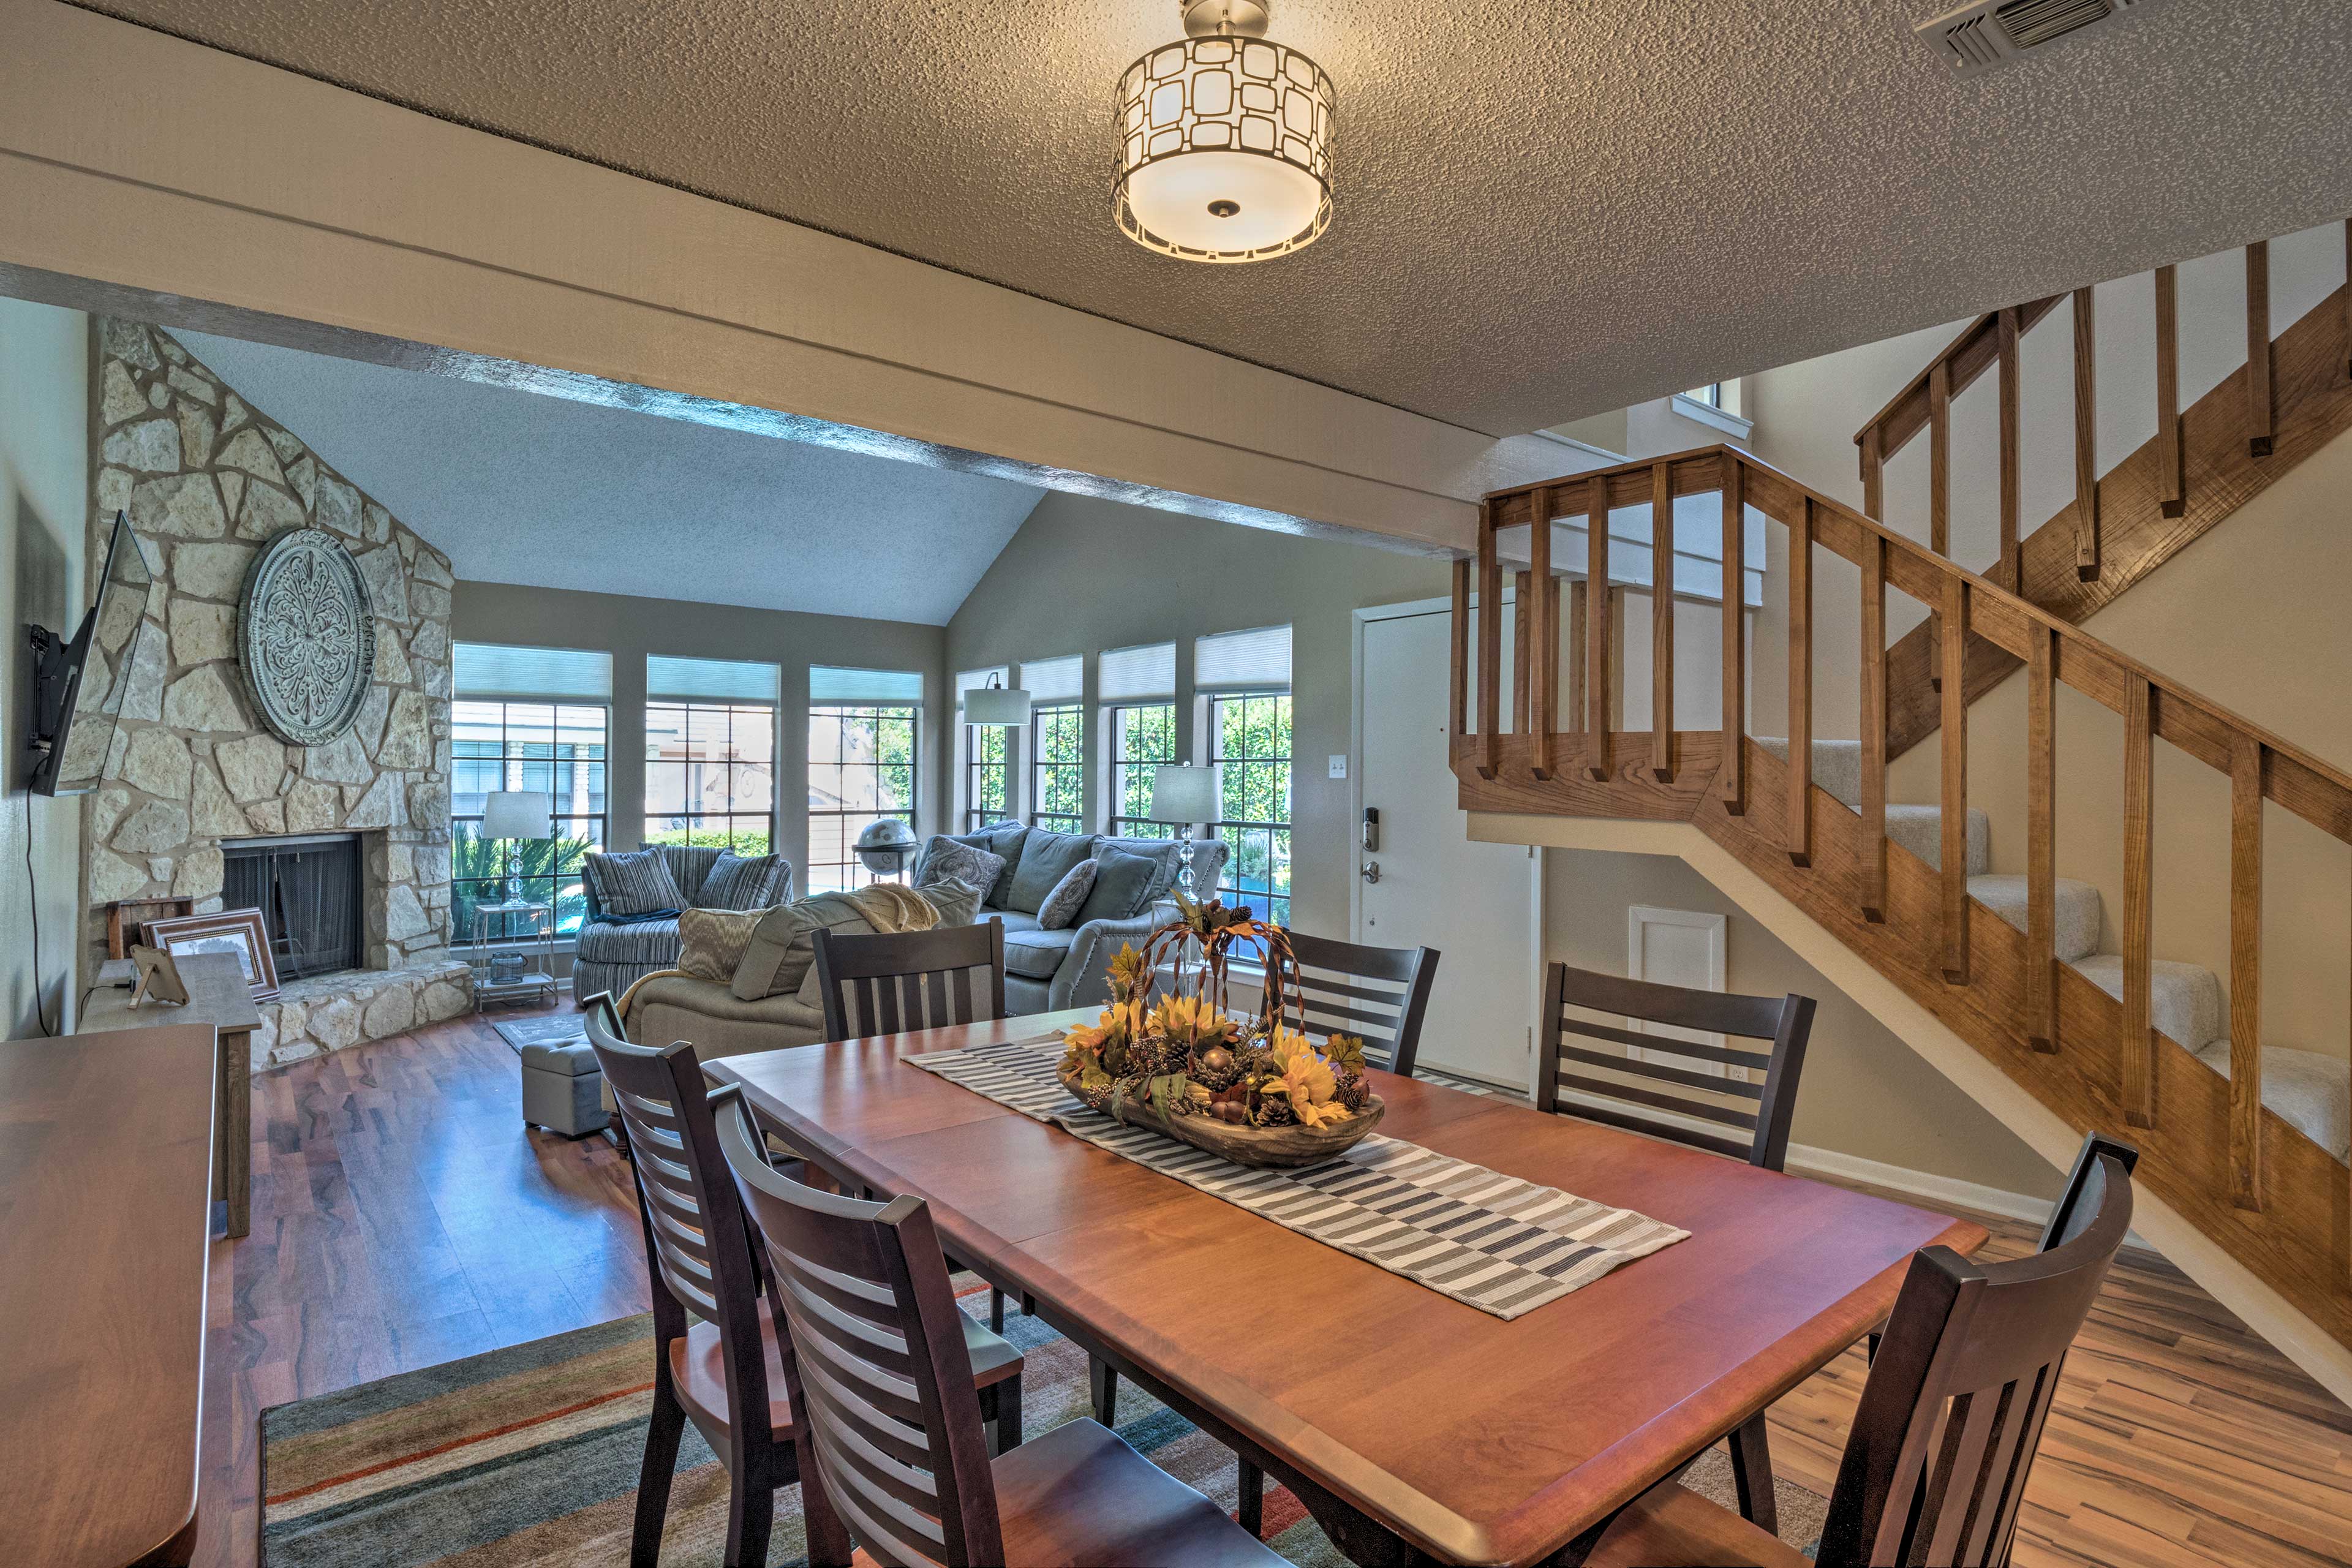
[{"x1": 190, "y1": 1010, "x2": 2351, "y2": 1568}]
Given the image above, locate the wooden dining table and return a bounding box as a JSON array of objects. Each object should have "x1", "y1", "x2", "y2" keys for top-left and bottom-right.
[{"x1": 709, "y1": 1009, "x2": 1988, "y2": 1568}]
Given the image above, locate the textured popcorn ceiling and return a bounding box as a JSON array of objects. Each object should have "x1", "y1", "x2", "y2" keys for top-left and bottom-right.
[
  {"x1": 81, "y1": 1, "x2": 2352, "y2": 435},
  {"x1": 175, "y1": 331, "x2": 1047, "y2": 625}
]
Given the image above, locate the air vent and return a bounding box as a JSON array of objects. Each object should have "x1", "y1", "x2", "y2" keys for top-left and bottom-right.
[{"x1": 1914, "y1": 0, "x2": 2166, "y2": 76}]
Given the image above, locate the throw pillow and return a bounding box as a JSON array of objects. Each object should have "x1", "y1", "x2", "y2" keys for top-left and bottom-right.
[
  {"x1": 1075, "y1": 843, "x2": 1162, "y2": 925},
  {"x1": 1005, "y1": 826, "x2": 1095, "y2": 914},
  {"x1": 695, "y1": 850, "x2": 791, "y2": 911},
  {"x1": 584, "y1": 848, "x2": 685, "y2": 918},
  {"x1": 676, "y1": 907, "x2": 767, "y2": 982},
  {"x1": 913, "y1": 875, "x2": 984, "y2": 929},
  {"x1": 729, "y1": 893, "x2": 883, "y2": 1001},
  {"x1": 912, "y1": 837, "x2": 1005, "y2": 907},
  {"x1": 1036, "y1": 859, "x2": 1098, "y2": 930},
  {"x1": 949, "y1": 821, "x2": 1027, "y2": 907}
]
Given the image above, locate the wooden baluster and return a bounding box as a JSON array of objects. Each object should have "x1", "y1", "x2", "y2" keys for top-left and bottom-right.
[
  {"x1": 1567, "y1": 580, "x2": 1586, "y2": 739},
  {"x1": 1529, "y1": 486, "x2": 1554, "y2": 780},
  {"x1": 1449, "y1": 557, "x2": 1469, "y2": 744},
  {"x1": 2155, "y1": 265, "x2": 2185, "y2": 519},
  {"x1": 1513, "y1": 569, "x2": 1532, "y2": 737},
  {"x1": 1787, "y1": 499, "x2": 1812, "y2": 868},
  {"x1": 1998, "y1": 307, "x2": 2022, "y2": 591},
  {"x1": 2073, "y1": 286, "x2": 2101, "y2": 582},
  {"x1": 1721, "y1": 461, "x2": 1746, "y2": 815},
  {"x1": 2343, "y1": 218, "x2": 2351, "y2": 380},
  {"x1": 1940, "y1": 576, "x2": 1969, "y2": 984},
  {"x1": 1477, "y1": 499, "x2": 1500, "y2": 779},
  {"x1": 1928, "y1": 360, "x2": 1951, "y2": 682},
  {"x1": 2247, "y1": 241, "x2": 2275, "y2": 458},
  {"x1": 2122, "y1": 673, "x2": 2155, "y2": 1128},
  {"x1": 1585, "y1": 474, "x2": 1612, "y2": 782},
  {"x1": 1860, "y1": 424, "x2": 1884, "y2": 520},
  {"x1": 1859, "y1": 531, "x2": 1887, "y2": 922},
  {"x1": 2230, "y1": 733, "x2": 2264, "y2": 1210},
  {"x1": 2026, "y1": 624, "x2": 2057, "y2": 1052},
  {"x1": 1651, "y1": 461, "x2": 1675, "y2": 783}
]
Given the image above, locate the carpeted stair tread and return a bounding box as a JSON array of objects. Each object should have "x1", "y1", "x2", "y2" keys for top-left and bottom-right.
[
  {"x1": 1885, "y1": 805, "x2": 1989, "y2": 876},
  {"x1": 2194, "y1": 1041, "x2": 2351, "y2": 1166},
  {"x1": 1966, "y1": 876, "x2": 2103, "y2": 964},
  {"x1": 1755, "y1": 737, "x2": 1864, "y2": 813},
  {"x1": 2065, "y1": 953, "x2": 2224, "y2": 1054}
]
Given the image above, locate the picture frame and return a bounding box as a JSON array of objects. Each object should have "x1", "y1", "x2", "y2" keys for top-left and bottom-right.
[
  {"x1": 142, "y1": 907, "x2": 281, "y2": 1003},
  {"x1": 129, "y1": 944, "x2": 189, "y2": 1006}
]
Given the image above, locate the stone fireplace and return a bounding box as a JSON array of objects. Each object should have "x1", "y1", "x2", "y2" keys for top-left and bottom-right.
[{"x1": 81, "y1": 319, "x2": 471, "y2": 1069}]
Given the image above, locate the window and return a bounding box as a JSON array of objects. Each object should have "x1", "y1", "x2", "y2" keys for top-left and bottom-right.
[
  {"x1": 1682, "y1": 382, "x2": 1722, "y2": 408},
  {"x1": 957, "y1": 668, "x2": 1012, "y2": 831},
  {"x1": 452, "y1": 643, "x2": 613, "y2": 941},
  {"x1": 644, "y1": 655, "x2": 782, "y2": 857},
  {"x1": 1197, "y1": 626, "x2": 1292, "y2": 926},
  {"x1": 808, "y1": 666, "x2": 922, "y2": 892},
  {"x1": 1101, "y1": 641, "x2": 1178, "y2": 838},
  {"x1": 1021, "y1": 655, "x2": 1085, "y2": 833},
  {"x1": 452, "y1": 703, "x2": 609, "y2": 939}
]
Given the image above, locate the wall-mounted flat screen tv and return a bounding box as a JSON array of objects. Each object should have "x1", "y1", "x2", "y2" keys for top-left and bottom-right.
[{"x1": 26, "y1": 512, "x2": 156, "y2": 796}]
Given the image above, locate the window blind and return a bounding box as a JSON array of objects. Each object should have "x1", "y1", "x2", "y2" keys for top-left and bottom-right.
[
  {"x1": 1020, "y1": 654, "x2": 1084, "y2": 705},
  {"x1": 810, "y1": 665, "x2": 924, "y2": 704},
  {"x1": 647, "y1": 654, "x2": 781, "y2": 704},
  {"x1": 1193, "y1": 625, "x2": 1291, "y2": 695},
  {"x1": 1098, "y1": 642, "x2": 1175, "y2": 704},
  {"x1": 956, "y1": 666, "x2": 1009, "y2": 709},
  {"x1": 454, "y1": 642, "x2": 613, "y2": 704}
]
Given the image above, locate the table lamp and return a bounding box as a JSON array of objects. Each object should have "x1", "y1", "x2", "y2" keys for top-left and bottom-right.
[{"x1": 1147, "y1": 764, "x2": 1221, "y2": 899}]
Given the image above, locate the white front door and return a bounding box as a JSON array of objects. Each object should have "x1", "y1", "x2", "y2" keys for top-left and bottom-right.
[{"x1": 1356, "y1": 606, "x2": 1534, "y2": 1088}]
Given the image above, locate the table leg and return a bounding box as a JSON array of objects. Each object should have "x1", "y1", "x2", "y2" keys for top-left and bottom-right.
[{"x1": 219, "y1": 1026, "x2": 251, "y2": 1240}]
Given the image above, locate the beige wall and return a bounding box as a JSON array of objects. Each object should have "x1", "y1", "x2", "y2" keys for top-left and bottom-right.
[
  {"x1": 451, "y1": 581, "x2": 948, "y2": 889},
  {"x1": 1543, "y1": 847, "x2": 2056, "y2": 1197},
  {"x1": 0, "y1": 295, "x2": 87, "y2": 1036},
  {"x1": 944, "y1": 490, "x2": 1448, "y2": 940}
]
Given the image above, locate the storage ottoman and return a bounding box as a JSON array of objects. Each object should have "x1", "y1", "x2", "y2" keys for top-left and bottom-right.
[{"x1": 520, "y1": 1038, "x2": 609, "y2": 1136}]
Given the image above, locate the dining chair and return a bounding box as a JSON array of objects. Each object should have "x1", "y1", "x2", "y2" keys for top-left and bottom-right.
[
  {"x1": 714, "y1": 1104, "x2": 1288, "y2": 1568},
  {"x1": 1534, "y1": 962, "x2": 1817, "y2": 1531},
  {"x1": 810, "y1": 920, "x2": 1020, "y2": 1333},
  {"x1": 584, "y1": 1002, "x2": 1025, "y2": 1568},
  {"x1": 1583, "y1": 1130, "x2": 2138, "y2": 1568},
  {"x1": 1277, "y1": 929, "x2": 1441, "y2": 1077}
]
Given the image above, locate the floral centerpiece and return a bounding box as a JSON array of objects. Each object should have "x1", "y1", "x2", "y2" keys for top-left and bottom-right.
[{"x1": 1055, "y1": 894, "x2": 1384, "y2": 1167}]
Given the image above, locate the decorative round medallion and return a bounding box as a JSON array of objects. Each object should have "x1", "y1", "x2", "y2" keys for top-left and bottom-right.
[{"x1": 236, "y1": 529, "x2": 377, "y2": 746}]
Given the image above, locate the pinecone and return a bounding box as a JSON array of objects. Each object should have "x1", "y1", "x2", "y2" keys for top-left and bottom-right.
[
  {"x1": 1333, "y1": 1068, "x2": 1370, "y2": 1112},
  {"x1": 1191, "y1": 1044, "x2": 1240, "y2": 1092},
  {"x1": 1251, "y1": 1093, "x2": 1297, "y2": 1129}
]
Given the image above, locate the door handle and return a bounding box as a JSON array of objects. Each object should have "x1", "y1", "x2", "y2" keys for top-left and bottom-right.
[{"x1": 1360, "y1": 861, "x2": 1381, "y2": 884}]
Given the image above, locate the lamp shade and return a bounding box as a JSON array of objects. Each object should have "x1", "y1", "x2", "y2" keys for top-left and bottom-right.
[
  {"x1": 480, "y1": 791, "x2": 552, "y2": 841},
  {"x1": 962, "y1": 684, "x2": 1033, "y2": 726},
  {"x1": 1148, "y1": 764, "x2": 1222, "y2": 826}
]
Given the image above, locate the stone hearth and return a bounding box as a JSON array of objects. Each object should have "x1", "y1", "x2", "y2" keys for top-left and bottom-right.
[{"x1": 252, "y1": 959, "x2": 475, "y2": 1072}]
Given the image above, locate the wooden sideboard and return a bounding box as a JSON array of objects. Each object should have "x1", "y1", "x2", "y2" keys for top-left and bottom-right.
[
  {"x1": 78, "y1": 950, "x2": 258, "y2": 1237},
  {"x1": 0, "y1": 1023, "x2": 216, "y2": 1566}
]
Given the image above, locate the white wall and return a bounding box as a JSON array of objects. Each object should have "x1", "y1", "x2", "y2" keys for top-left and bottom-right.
[{"x1": 0, "y1": 296, "x2": 86, "y2": 1037}]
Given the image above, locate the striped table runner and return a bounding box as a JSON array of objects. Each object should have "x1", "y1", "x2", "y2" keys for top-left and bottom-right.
[{"x1": 908, "y1": 1035, "x2": 1689, "y2": 1320}]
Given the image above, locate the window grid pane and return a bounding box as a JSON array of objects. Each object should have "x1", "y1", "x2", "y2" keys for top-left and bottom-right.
[
  {"x1": 963, "y1": 722, "x2": 1009, "y2": 831},
  {"x1": 1209, "y1": 692, "x2": 1291, "y2": 927},
  {"x1": 451, "y1": 701, "x2": 610, "y2": 939},
  {"x1": 809, "y1": 703, "x2": 918, "y2": 892},
  {"x1": 1108, "y1": 701, "x2": 1177, "y2": 839},
  {"x1": 1030, "y1": 703, "x2": 1084, "y2": 834},
  {"x1": 645, "y1": 700, "x2": 776, "y2": 857}
]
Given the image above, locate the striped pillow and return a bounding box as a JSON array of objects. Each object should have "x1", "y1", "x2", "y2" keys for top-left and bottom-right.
[
  {"x1": 695, "y1": 850, "x2": 791, "y2": 911},
  {"x1": 584, "y1": 850, "x2": 684, "y2": 918}
]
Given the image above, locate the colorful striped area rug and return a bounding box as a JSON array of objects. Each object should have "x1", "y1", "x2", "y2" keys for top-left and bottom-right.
[{"x1": 262, "y1": 1286, "x2": 1826, "y2": 1566}]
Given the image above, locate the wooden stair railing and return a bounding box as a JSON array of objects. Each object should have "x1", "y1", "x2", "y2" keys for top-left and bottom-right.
[
  {"x1": 1852, "y1": 219, "x2": 2352, "y2": 764},
  {"x1": 1457, "y1": 442, "x2": 2352, "y2": 1359}
]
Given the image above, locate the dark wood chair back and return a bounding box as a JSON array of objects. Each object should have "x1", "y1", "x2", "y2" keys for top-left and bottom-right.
[
  {"x1": 1276, "y1": 930, "x2": 1440, "y2": 1078},
  {"x1": 1816, "y1": 1134, "x2": 2136, "y2": 1567},
  {"x1": 715, "y1": 1104, "x2": 1002, "y2": 1568},
  {"x1": 1534, "y1": 962, "x2": 1815, "y2": 1170},
  {"x1": 581, "y1": 997, "x2": 774, "y2": 1449},
  {"x1": 811, "y1": 920, "x2": 1007, "y2": 1042}
]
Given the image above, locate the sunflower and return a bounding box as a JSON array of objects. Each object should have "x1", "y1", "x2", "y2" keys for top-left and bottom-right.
[{"x1": 1270, "y1": 1029, "x2": 1350, "y2": 1128}]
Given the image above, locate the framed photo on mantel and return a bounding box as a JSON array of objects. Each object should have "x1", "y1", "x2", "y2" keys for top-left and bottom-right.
[{"x1": 142, "y1": 907, "x2": 281, "y2": 1003}]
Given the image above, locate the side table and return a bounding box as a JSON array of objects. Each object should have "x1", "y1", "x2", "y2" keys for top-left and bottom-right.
[{"x1": 467, "y1": 897, "x2": 559, "y2": 1011}]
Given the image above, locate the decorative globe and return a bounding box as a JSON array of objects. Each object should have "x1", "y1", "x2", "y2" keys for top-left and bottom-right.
[{"x1": 854, "y1": 817, "x2": 919, "y2": 875}]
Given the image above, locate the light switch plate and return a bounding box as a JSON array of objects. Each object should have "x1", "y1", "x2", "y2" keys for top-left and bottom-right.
[{"x1": 1327, "y1": 754, "x2": 1348, "y2": 779}]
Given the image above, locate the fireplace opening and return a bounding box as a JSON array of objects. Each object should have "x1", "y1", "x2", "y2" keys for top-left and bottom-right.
[{"x1": 222, "y1": 833, "x2": 364, "y2": 981}]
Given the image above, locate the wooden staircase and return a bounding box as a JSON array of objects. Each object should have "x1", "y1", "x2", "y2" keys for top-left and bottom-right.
[
  {"x1": 1449, "y1": 439, "x2": 2352, "y2": 1377},
  {"x1": 1856, "y1": 222, "x2": 2352, "y2": 761}
]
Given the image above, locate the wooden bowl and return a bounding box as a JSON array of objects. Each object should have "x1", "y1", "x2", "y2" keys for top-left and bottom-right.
[{"x1": 1060, "y1": 1066, "x2": 1384, "y2": 1168}]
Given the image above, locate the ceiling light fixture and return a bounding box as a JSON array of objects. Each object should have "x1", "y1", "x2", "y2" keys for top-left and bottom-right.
[{"x1": 1114, "y1": 0, "x2": 1333, "y2": 264}]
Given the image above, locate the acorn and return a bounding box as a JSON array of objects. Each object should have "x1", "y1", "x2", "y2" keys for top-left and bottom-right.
[{"x1": 1193, "y1": 1042, "x2": 1240, "y2": 1092}]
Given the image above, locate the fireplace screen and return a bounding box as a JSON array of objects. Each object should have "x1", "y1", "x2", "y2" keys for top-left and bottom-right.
[{"x1": 222, "y1": 834, "x2": 363, "y2": 980}]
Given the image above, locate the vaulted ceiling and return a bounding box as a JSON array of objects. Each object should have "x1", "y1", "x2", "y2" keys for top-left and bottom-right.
[{"x1": 84, "y1": 1, "x2": 2352, "y2": 435}]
